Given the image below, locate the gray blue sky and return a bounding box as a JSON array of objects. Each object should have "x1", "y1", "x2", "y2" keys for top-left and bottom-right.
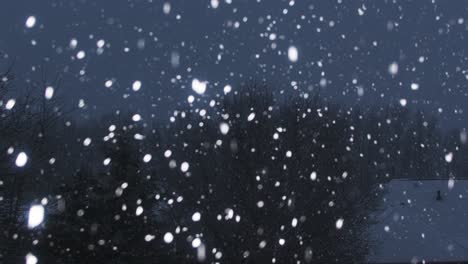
[{"x1": 1, "y1": 0, "x2": 468, "y2": 128}]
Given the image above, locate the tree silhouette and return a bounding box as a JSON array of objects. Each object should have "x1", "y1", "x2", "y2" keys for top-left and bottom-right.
[{"x1": 0, "y1": 73, "x2": 462, "y2": 263}]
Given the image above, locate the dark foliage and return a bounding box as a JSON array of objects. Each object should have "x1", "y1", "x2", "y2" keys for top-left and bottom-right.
[{"x1": 0, "y1": 74, "x2": 463, "y2": 263}]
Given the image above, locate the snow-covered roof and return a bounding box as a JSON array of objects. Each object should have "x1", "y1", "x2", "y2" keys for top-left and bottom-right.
[{"x1": 367, "y1": 179, "x2": 468, "y2": 263}]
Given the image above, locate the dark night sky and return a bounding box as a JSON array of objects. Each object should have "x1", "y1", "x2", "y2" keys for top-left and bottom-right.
[{"x1": 1, "y1": 0, "x2": 468, "y2": 128}]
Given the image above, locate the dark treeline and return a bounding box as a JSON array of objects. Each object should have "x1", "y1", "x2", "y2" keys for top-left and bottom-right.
[{"x1": 0, "y1": 68, "x2": 465, "y2": 263}]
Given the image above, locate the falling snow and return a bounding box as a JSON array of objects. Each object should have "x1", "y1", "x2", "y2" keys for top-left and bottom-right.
[
  {"x1": 132, "y1": 80, "x2": 142, "y2": 91},
  {"x1": 28, "y1": 205, "x2": 45, "y2": 229},
  {"x1": 45, "y1": 86, "x2": 54, "y2": 100},
  {"x1": 2, "y1": 1, "x2": 467, "y2": 263},
  {"x1": 164, "y1": 232, "x2": 174, "y2": 243},
  {"x1": 25, "y1": 253, "x2": 38, "y2": 264},
  {"x1": 192, "y1": 79, "x2": 207, "y2": 95},
  {"x1": 25, "y1": 16, "x2": 36, "y2": 28},
  {"x1": 336, "y1": 218, "x2": 344, "y2": 229},
  {"x1": 388, "y1": 62, "x2": 399, "y2": 75},
  {"x1": 15, "y1": 152, "x2": 28, "y2": 167},
  {"x1": 288, "y1": 46, "x2": 298, "y2": 62}
]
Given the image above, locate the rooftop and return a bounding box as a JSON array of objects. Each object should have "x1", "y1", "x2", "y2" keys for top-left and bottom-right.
[{"x1": 367, "y1": 179, "x2": 468, "y2": 263}]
